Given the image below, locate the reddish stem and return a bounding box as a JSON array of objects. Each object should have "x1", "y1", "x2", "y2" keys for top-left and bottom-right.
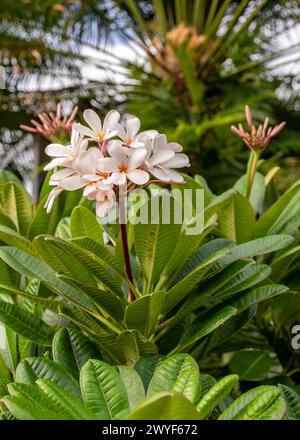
[
  {"x1": 120, "y1": 222, "x2": 135, "y2": 303},
  {"x1": 119, "y1": 184, "x2": 135, "y2": 303}
]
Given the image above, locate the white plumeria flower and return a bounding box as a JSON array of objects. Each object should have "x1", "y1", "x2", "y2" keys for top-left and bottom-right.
[
  {"x1": 97, "y1": 142, "x2": 149, "y2": 185},
  {"x1": 95, "y1": 188, "x2": 116, "y2": 218},
  {"x1": 117, "y1": 116, "x2": 158, "y2": 148},
  {"x1": 44, "y1": 187, "x2": 63, "y2": 213},
  {"x1": 73, "y1": 109, "x2": 120, "y2": 143},
  {"x1": 146, "y1": 134, "x2": 190, "y2": 183},
  {"x1": 44, "y1": 130, "x2": 87, "y2": 171}
]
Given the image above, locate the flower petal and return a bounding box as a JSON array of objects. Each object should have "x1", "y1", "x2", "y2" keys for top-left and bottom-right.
[
  {"x1": 163, "y1": 153, "x2": 190, "y2": 168},
  {"x1": 103, "y1": 110, "x2": 120, "y2": 131},
  {"x1": 152, "y1": 134, "x2": 168, "y2": 153},
  {"x1": 107, "y1": 141, "x2": 128, "y2": 164},
  {"x1": 51, "y1": 168, "x2": 75, "y2": 181},
  {"x1": 97, "y1": 158, "x2": 119, "y2": 173},
  {"x1": 127, "y1": 169, "x2": 149, "y2": 185},
  {"x1": 73, "y1": 123, "x2": 96, "y2": 139},
  {"x1": 44, "y1": 157, "x2": 68, "y2": 171},
  {"x1": 116, "y1": 123, "x2": 127, "y2": 141},
  {"x1": 83, "y1": 109, "x2": 102, "y2": 133},
  {"x1": 73, "y1": 148, "x2": 102, "y2": 175},
  {"x1": 150, "y1": 149, "x2": 175, "y2": 166},
  {"x1": 59, "y1": 175, "x2": 85, "y2": 190},
  {"x1": 45, "y1": 144, "x2": 70, "y2": 157},
  {"x1": 109, "y1": 172, "x2": 126, "y2": 185},
  {"x1": 128, "y1": 148, "x2": 147, "y2": 170},
  {"x1": 126, "y1": 116, "x2": 141, "y2": 139},
  {"x1": 168, "y1": 142, "x2": 183, "y2": 152}
]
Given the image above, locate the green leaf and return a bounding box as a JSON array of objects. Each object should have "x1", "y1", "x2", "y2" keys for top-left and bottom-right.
[
  {"x1": 253, "y1": 181, "x2": 300, "y2": 238},
  {"x1": 228, "y1": 284, "x2": 289, "y2": 311},
  {"x1": 37, "y1": 379, "x2": 97, "y2": 420},
  {"x1": 0, "y1": 183, "x2": 32, "y2": 236},
  {"x1": 118, "y1": 366, "x2": 145, "y2": 411},
  {"x1": 116, "y1": 330, "x2": 158, "y2": 366},
  {"x1": 176, "y1": 306, "x2": 238, "y2": 352},
  {"x1": 279, "y1": 385, "x2": 300, "y2": 420},
  {"x1": 0, "y1": 300, "x2": 55, "y2": 346},
  {"x1": 0, "y1": 247, "x2": 97, "y2": 312},
  {"x1": 53, "y1": 328, "x2": 101, "y2": 380},
  {"x1": 196, "y1": 374, "x2": 239, "y2": 419},
  {"x1": 147, "y1": 354, "x2": 200, "y2": 404},
  {"x1": 71, "y1": 206, "x2": 104, "y2": 245},
  {"x1": 163, "y1": 248, "x2": 231, "y2": 313},
  {"x1": 29, "y1": 190, "x2": 82, "y2": 240},
  {"x1": 125, "y1": 292, "x2": 165, "y2": 337},
  {"x1": 0, "y1": 225, "x2": 33, "y2": 253},
  {"x1": 4, "y1": 326, "x2": 18, "y2": 373},
  {"x1": 127, "y1": 392, "x2": 200, "y2": 420},
  {"x1": 134, "y1": 195, "x2": 182, "y2": 289},
  {"x1": 134, "y1": 356, "x2": 163, "y2": 390},
  {"x1": 3, "y1": 383, "x2": 62, "y2": 420},
  {"x1": 218, "y1": 193, "x2": 255, "y2": 244},
  {"x1": 80, "y1": 359, "x2": 130, "y2": 420},
  {"x1": 223, "y1": 235, "x2": 294, "y2": 264},
  {"x1": 16, "y1": 357, "x2": 81, "y2": 399},
  {"x1": 229, "y1": 350, "x2": 273, "y2": 381},
  {"x1": 219, "y1": 385, "x2": 286, "y2": 420}
]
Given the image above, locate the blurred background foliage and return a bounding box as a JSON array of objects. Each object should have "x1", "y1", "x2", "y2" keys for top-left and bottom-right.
[{"x1": 1, "y1": 0, "x2": 300, "y2": 191}]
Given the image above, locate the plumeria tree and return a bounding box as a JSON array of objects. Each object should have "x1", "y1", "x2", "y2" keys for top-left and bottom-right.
[{"x1": 44, "y1": 108, "x2": 190, "y2": 301}]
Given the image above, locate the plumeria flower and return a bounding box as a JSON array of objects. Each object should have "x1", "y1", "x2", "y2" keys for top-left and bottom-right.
[
  {"x1": 97, "y1": 142, "x2": 149, "y2": 185},
  {"x1": 94, "y1": 189, "x2": 116, "y2": 218},
  {"x1": 117, "y1": 116, "x2": 158, "y2": 148},
  {"x1": 74, "y1": 109, "x2": 120, "y2": 144},
  {"x1": 44, "y1": 130, "x2": 88, "y2": 171},
  {"x1": 145, "y1": 134, "x2": 190, "y2": 182}
]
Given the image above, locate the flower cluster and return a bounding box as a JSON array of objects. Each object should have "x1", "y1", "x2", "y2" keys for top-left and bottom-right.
[
  {"x1": 231, "y1": 105, "x2": 286, "y2": 152},
  {"x1": 44, "y1": 109, "x2": 190, "y2": 217}
]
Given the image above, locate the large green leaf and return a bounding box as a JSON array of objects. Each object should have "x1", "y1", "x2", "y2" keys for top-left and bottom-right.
[
  {"x1": 147, "y1": 354, "x2": 200, "y2": 404},
  {"x1": 175, "y1": 306, "x2": 238, "y2": 352},
  {"x1": 53, "y1": 328, "x2": 101, "y2": 380},
  {"x1": 218, "y1": 192, "x2": 255, "y2": 244},
  {"x1": 196, "y1": 374, "x2": 239, "y2": 419},
  {"x1": 71, "y1": 206, "x2": 104, "y2": 245},
  {"x1": 16, "y1": 357, "x2": 81, "y2": 399},
  {"x1": 222, "y1": 235, "x2": 294, "y2": 264},
  {"x1": 0, "y1": 225, "x2": 33, "y2": 253},
  {"x1": 163, "y1": 248, "x2": 231, "y2": 313},
  {"x1": 0, "y1": 247, "x2": 97, "y2": 312},
  {"x1": 37, "y1": 379, "x2": 97, "y2": 420},
  {"x1": 279, "y1": 384, "x2": 300, "y2": 420},
  {"x1": 28, "y1": 190, "x2": 82, "y2": 240},
  {"x1": 80, "y1": 359, "x2": 130, "y2": 420},
  {"x1": 228, "y1": 284, "x2": 289, "y2": 311},
  {"x1": 134, "y1": 196, "x2": 182, "y2": 289},
  {"x1": 229, "y1": 350, "x2": 273, "y2": 381},
  {"x1": 118, "y1": 366, "x2": 145, "y2": 411},
  {"x1": 125, "y1": 291, "x2": 165, "y2": 337},
  {"x1": 116, "y1": 330, "x2": 158, "y2": 366},
  {"x1": 0, "y1": 183, "x2": 32, "y2": 236},
  {"x1": 219, "y1": 385, "x2": 286, "y2": 420},
  {"x1": 3, "y1": 383, "x2": 62, "y2": 420},
  {"x1": 0, "y1": 299, "x2": 55, "y2": 346},
  {"x1": 253, "y1": 181, "x2": 300, "y2": 238},
  {"x1": 127, "y1": 392, "x2": 200, "y2": 420}
]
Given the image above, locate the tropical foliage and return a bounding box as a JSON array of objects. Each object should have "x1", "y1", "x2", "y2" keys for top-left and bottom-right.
[{"x1": 0, "y1": 353, "x2": 295, "y2": 420}]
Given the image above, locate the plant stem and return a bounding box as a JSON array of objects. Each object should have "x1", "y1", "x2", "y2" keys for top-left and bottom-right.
[
  {"x1": 119, "y1": 185, "x2": 135, "y2": 303},
  {"x1": 246, "y1": 150, "x2": 260, "y2": 199}
]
